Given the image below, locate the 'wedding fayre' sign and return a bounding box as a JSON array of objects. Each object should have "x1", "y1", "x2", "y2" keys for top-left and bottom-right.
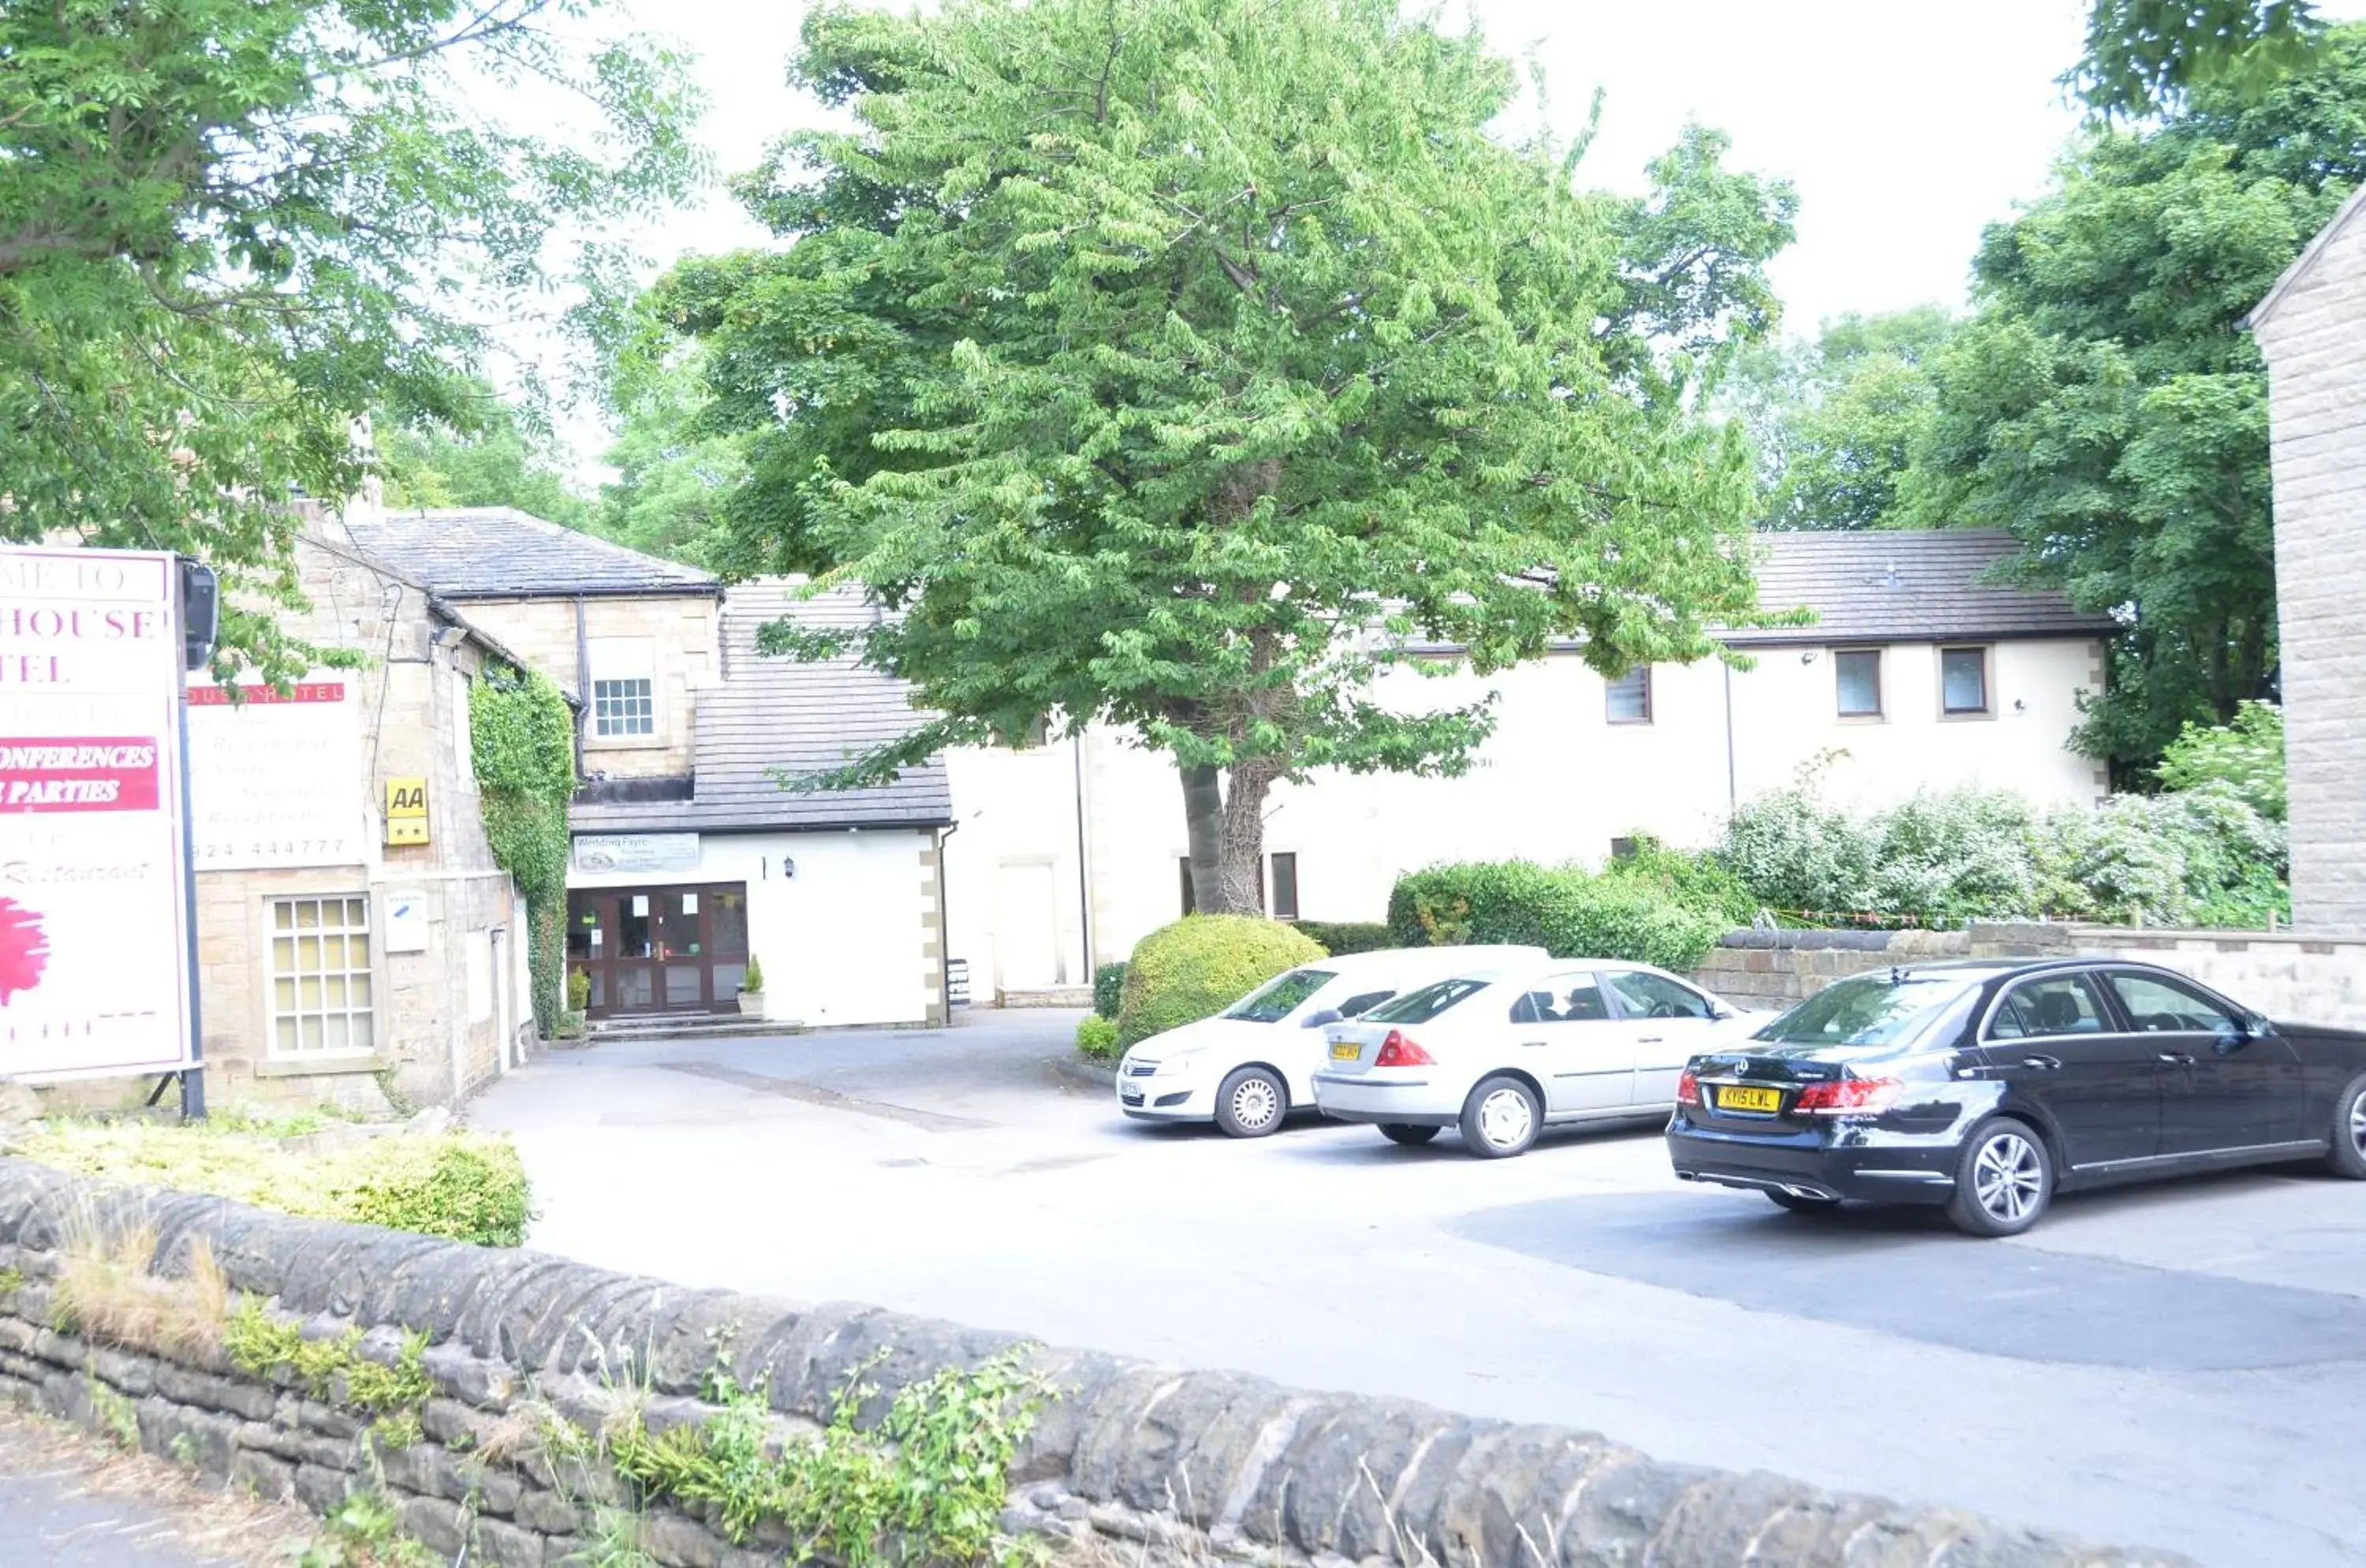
[{"x1": 0, "y1": 547, "x2": 193, "y2": 1082}]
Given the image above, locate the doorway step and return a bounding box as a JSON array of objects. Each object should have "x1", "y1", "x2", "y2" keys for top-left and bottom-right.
[
  {"x1": 994, "y1": 986, "x2": 1093, "y2": 1008},
  {"x1": 585, "y1": 1014, "x2": 804, "y2": 1044}
]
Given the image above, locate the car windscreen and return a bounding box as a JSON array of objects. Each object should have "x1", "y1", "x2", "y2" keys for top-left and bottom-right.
[
  {"x1": 1364, "y1": 977, "x2": 1489, "y2": 1025},
  {"x1": 1224, "y1": 968, "x2": 1336, "y2": 1022},
  {"x1": 1753, "y1": 974, "x2": 1984, "y2": 1050}
]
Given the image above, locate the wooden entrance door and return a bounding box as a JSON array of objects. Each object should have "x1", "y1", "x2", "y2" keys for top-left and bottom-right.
[{"x1": 567, "y1": 883, "x2": 750, "y2": 1017}]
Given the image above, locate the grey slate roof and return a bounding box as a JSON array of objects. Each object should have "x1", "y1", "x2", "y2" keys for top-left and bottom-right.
[
  {"x1": 569, "y1": 580, "x2": 952, "y2": 835},
  {"x1": 1722, "y1": 528, "x2": 2118, "y2": 646},
  {"x1": 343, "y1": 506, "x2": 718, "y2": 600}
]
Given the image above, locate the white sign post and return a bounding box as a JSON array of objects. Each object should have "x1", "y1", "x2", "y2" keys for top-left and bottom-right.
[{"x1": 0, "y1": 548, "x2": 196, "y2": 1085}]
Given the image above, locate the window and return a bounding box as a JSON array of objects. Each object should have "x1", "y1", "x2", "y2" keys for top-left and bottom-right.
[
  {"x1": 1605, "y1": 666, "x2": 1651, "y2": 723},
  {"x1": 1224, "y1": 968, "x2": 1337, "y2": 1022},
  {"x1": 1270, "y1": 853, "x2": 1300, "y2": 920},
  {"x1": 269, "y1": 896, "x2": 374, "y2": 1055},
  {"x1": 1941, "y1": 646, "x2": 1991, "y2": 715},
  {"x1": 592, "y1": 678, "x2": 655, "y2": 737},
  {"x1": 1987, "y1": 973, "x2": 2110, "y2": 1040},
  {"x1": 1367, "y1": 977, "x2": 1489, "y2": 1025},
  {"x1": 1756, "y1": 973, "x2": 1982, "y2": 1049},
  {"x1": 1835, "y1": 650, "x2": 1883, "y2": 717},
  {"x1": 1178, "y1": 857, "x2": 1196, "y2": 916},
  {"x1": 1605, "y1": 970, "x2": 1714, "y2": 1021},
  {"x1": 1510, "y1": 973, "x2": 1610, "y2": 1023},
  {"x1": 2107, "y1": 972, "x2": 2238, "y2": 1034}
]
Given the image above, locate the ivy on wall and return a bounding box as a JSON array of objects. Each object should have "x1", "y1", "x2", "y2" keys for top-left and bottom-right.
[{"x1": 470, "y1": 666, "x2": 576, "y2": 1032}]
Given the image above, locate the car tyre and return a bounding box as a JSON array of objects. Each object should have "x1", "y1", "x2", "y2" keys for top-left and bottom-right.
[
  {"x1": 1944, "y1": 1118, "x2": 2054, "y2": 1238},
  {"x1": 1765, "y1": 1189, "x2": 1841, "y2": 1215},
  {"x1": 1379, "y1": 1123, "x2": 1440, "y2": 1147},
  {"x1": 1214, "y1": 1066, "x2": 1288, "y2": 1138},
  {"x1": 1459, "y1": 1075, "x2": 1541, "y2": 1159},
  {"x1": 2326, "y1": 1073, "x2": 2366, "y2": 1179}
]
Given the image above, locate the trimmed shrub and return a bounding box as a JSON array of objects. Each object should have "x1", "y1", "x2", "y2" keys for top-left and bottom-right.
[
  {"x1": 341, "y1": 1136, "x2": 532, "y2": 1248},
  {"x1": 1115, "y1": 916, "x2": 1325, "y2": 1048},
  {"x1": 1289, "y1": 920, "x2": 1394, "y2": 955},
  {"x1": 1599, "y1": 834, "x2": 1758, "y2": 924},
  {"x1": 1075, "y1": 1014, "x2": 1119, "y2": 1059},
  {"x1": 1092, "y1": 962, "x2": 1128, "y2": 1021},
  {"x1": 1386, "y1": 861, "x2": 1729, "y2": 973}
]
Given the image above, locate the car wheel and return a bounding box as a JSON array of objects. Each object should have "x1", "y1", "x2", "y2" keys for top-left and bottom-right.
[
  {"x1": 1379, "y1": 1123, "x2": 1440, "y2": 1147},
  {"x1": 1765, "y1": 1189, "x2": 1841, "y2": 1215},
  {"x1": 1945, "y1": 1118, "x2": 2054, "y2": 1238},
  {"x1": 1214, "y1": 1066, "x2": 1288, "y2": 1138},
  {"x1": 1459, "y1": 1075, "x2": 1541, "y2": 1159},
  {"x1": 2327, "y1": 1073, "x2": 2366, "y2": 1178}
]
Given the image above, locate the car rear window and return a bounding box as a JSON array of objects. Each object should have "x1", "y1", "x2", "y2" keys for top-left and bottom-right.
[
  {"x1": 1224, "y1": 968, "x2": 1335, "y2": 1022},
  {"x1": 1754, "y1": 974, "x2": 1983, "y2": 1049},
  {"x1": 1364, "y1": 977, "x2": 1488, "y2": 1025}
]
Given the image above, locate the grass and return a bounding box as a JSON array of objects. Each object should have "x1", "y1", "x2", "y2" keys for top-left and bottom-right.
[
  {"x1": 17, "y1": 1118, "x2": 532, "y2": 1245},
  {"x1": 49, "y1": 1204, "x2": 230, "y2": 1361}
]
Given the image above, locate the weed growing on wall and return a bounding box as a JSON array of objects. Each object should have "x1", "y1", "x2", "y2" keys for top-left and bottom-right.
[
  {"x1": 470, "y1": 664, "x2": 577, "y2": 1032},
  {"x1": 224, "y1": 1297, "x2": 433, "y2": 1447}
]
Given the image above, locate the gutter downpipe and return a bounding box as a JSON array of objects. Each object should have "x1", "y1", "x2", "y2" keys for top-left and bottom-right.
[
  {"x1": 571, "y1": 595, "x2": 589, "y2": 778},
  {"x1": 937, "y1": 820, "x2": 959, "y2": 1025},
  {"x1": 1722, "y1": 659, "x2": 1738, "y2": 816},
  {"x1": 1073, "y1": 730, "x2": 1095, "y2": 976}
]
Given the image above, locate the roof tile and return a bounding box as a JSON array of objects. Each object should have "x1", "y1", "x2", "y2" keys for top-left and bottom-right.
[{"x1": 344, "y1": 507, "x2": 718, "y2": 599}]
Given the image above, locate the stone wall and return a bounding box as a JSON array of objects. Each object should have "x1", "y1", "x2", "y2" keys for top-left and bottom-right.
[
  {"x1": 454, "y1": 593, "x2": 719, "y2": 781},
  {"x1": 2254, "y1": 190, "x2": 2366, "y2": 935},
  {"x1": 0, "y1": 1159, "x2": 2189, "y2": 1567},
  {"x1": 1693, "y1": 923, "x2": 2366, "y2": 1029}
]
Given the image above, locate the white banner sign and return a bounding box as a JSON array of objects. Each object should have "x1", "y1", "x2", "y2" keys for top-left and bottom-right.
[
  {"x1": 573, "y1": 832, "x2": 701, "y2": 875},
  {"x1": 0, "y1": 547, "x2": 193, "y2": 1082},
  {"x1": 187, "y1": 675, "x2": 367, "y2": 869}
]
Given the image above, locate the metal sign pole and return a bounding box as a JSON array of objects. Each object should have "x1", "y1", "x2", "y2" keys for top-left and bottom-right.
[{"x1": 177, "y1": 595, "x2": 205, "y2": 1122}]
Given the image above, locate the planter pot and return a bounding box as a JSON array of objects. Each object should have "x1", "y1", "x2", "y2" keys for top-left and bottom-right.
[{"x1": 737, "y1": 991, "x2": 767, "y2": 1020}]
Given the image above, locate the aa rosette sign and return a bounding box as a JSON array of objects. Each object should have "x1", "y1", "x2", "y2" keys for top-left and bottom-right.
[{"x1": 0, "y1": 547, "x2": 193, "y2": 1081}]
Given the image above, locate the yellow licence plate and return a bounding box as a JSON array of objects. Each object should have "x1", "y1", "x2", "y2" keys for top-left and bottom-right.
[
  {"x1": 1330, "y1": 1041, "x2": 1361, "y2": 1061},
  {"x1": 1715, "y1": 1085, "x2": 1782, "y2": 1114}
]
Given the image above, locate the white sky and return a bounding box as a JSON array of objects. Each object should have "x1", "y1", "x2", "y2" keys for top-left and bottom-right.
[{"x1": 547, "y1": 0, "x2": 2362, "y2": 463}]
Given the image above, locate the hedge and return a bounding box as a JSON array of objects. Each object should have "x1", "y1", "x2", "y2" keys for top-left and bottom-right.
[
  {"x1": 1114, "y1": 916, "x2": 1326, "y2": 1048},
  {"x1": 1075, "y1": 1014, "x2": 1119, "y2": 1059},
  {"x1": 1092, "y1": 962, "x2": 1128, "y2": 1021},
  {"x1": 17, "y1": 1121, "x2": 534, "y2": 1247},
  {"x1": 1289, "y1": 920, "x2": 1395, "y2": 955},
  {"x1": 1387, "y1": 861, "x2": 1730, "y2": 973}
]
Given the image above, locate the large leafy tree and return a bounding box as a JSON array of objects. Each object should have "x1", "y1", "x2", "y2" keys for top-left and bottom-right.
[
  {"x1": 1895, "y1": 25, "x2": 2364, "y2": 775},
  {"x1": 2073, "y1": 0, "x2": 2326, "y2": 117},
  {"x1": 379, "y1": 392, "x2": 595, "y2": 531},
  {"x1": 662, "y1": 0, "x2": 1797, "y2": 913},
  {"x1": 0, "y1": 0, "x2": 700, "y2": 677},
  {"x1": 1725, "y1": 308, "x2": 1954, "y2": 531}
]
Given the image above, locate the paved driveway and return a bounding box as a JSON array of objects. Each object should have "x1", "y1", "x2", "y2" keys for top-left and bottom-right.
[{"x1": 472, "y1": 1010, "x2": 2366, "y2": 1568}]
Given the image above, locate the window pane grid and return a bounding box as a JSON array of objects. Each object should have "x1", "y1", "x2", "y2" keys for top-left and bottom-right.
[
  {"x1": 270, "y1": 896, "x2": 373, "y2": 1055},
  {"x1": 592, "y1": 678, "x2": 655, "y2": 737},
  {"x1": 1606, "y1": 666, "x2": 1651, "y2": 724}
]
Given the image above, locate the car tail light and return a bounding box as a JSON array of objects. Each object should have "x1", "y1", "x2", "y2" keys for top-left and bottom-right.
[
  {"x1": 1676, "y1": 1068, "x2": 1700, "y2": 1107},
  {"x1": 1375, "y1": 1030, "x2": 1433, "y2": 1067},
  {"x1": 1791, "y1": 1077, "x2": 1904, "y2": 1115}
]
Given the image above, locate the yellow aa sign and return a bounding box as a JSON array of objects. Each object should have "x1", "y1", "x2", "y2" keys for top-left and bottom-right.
[{"x1": 384, "y1": 776, "x2": 429, "y2": 846}]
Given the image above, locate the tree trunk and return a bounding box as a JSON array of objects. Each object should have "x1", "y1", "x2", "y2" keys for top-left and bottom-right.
[
  {"x1": 1216, "y1": 761, "x2": 1279, "y2": 915},
  {"x1": 1180, "y1": 763, "x2": 1224, "y2": 913}
]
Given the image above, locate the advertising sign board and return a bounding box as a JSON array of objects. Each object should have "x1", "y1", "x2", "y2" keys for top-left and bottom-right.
[
  {"x1": 186, "y1": 678, "x2": 367, "y2": 868},
  {"x1": 0, "y1": 547, "x2": 194, "y2": 1082}
]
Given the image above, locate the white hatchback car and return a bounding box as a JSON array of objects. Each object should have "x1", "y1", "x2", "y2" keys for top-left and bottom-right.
[
  {"x1": 1116, "y1": 946, "x2": 1547, "y2": 1137},
  {"x1": 1312, "y1": 957, "x2": 1760, "y2": 1156}
]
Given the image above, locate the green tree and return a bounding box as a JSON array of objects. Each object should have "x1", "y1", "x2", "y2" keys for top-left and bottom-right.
[
  {"x1": 2073, "y1": 0, "x2": 2326, "y2": 118},
  {"x1": 593, "y1": 349, "x2": 752, "y2": 568},
  {"x1": 662, "y1": 0, "x2": 1796, "y2": 913},
  {"x1": 1726, "y1": 308, "x2": 1954, "y2": 531},
  {"x1": 379, "y1": 393, "x2": 595, "y2": 531},
  {"x1": 0, "y1": 0, "x2": 700, "y2": 678},
  {"x1": 1896, "y1": 26, "x2": 2364, "y2": 774},
  {"x1": 2157, "y1": 700, "x2": 2285, "y2": 818}
]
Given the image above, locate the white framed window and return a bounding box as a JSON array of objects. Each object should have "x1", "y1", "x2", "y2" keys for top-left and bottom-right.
[
  {"x1": 1605, "y1": 666, "x2": 1651, "y2": 724},
  {"x1": 592, "y1": 678, "x2": 655, "y2": 737},
  {"x1": 269, "y1": 896, "x2": 374, "y2": 1056}
]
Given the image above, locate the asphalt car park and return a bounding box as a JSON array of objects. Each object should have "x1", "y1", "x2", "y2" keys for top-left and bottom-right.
[{"x1": 474, "y1": 1009, "x2": 2366, "y2": 1568}]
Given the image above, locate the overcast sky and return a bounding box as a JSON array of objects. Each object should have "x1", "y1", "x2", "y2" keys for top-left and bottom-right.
[{"x1": 550, "y1": 0, "x2": 2361, "y2": 461}]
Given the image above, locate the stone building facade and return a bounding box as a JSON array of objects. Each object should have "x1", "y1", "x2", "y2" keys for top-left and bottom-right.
[
  {"x1": 2251, "y1": 187, "x2": 2366, "y2": 935},
  {"x1": 183, "y1": 525, "x2": 532, "y2": 1112}
]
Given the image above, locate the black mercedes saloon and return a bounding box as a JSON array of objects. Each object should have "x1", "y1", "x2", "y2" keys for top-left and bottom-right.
[{"x1": 1666, "y1": 958, "x2": 2366, "y2": 1236}]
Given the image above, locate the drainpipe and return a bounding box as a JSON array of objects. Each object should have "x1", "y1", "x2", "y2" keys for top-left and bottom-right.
[
  {"x1": 571, "y1": 595, "x2": 589, "y2": 777},
  {"x1": 937, "y1": 821, "x2": 959, "y2": 1023},
  {"x1": 1722, "y1": 661, "x2": 1739, "y2": 816},
  {"x1": 1072, "y1": 730, "x2": 1095, "y2": 975}
]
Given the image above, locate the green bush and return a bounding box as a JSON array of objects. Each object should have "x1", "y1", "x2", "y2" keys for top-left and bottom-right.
[
  {"x1": 1115, "y1": 916, "x2": 1325, "y2": 1048},
  {"x1": 1075, "y1": 1014, "x2": 1119, "y2": 1059},
  {"x1": 1289, "y1": 920, "x2": 1394, "y2": 955},
  {"x1": 18, "y1": 1122, "x2": 533, "y2": 1247},
  {"x1": 1599, "y1": 834, "x2": 1758, "y2": 924},
  {"x1": 1092, "y1": 962, "x2": 1128, "y2": 1020},
  {"x1": 2158, "y1": 700, "x2": 2284, "y2": 820},
  {"x1": 1386, "y1": 861, "x2": 1730, "y2": 972}
]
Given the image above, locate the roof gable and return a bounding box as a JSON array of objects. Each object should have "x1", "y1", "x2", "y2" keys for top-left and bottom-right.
[
  {"x1": 1724, "y1": 528, "x2": 2116, "y2": 646},
  {"x1": 2246, "y1": 185, "x2": 2366, "y2": 334},
  {"x1": 342, "y1": 506, "x2": 718, "y2": 600}
]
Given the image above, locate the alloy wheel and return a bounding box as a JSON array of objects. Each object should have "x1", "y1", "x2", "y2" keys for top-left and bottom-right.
[
  {"x1": 1972, "y1": 1130, "x2": 2044, "y2": 1225},
  {"x1": 2350, "y1": 1094, "x2": 2366, "y2": 1161},
  {"x1": 1477, "y1": 1087, "x2": 1534, "y2": 1151},
  {"x1": 1230, "y1": 1076, "x2": 1281, "y2": 1132}
]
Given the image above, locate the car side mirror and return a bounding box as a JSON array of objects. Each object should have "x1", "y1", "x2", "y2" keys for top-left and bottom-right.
[
  {"x1": 1301, "y1": 1008, "x2": 1343, "y2": 1029},
  {"x1": 1709, "y1": 1004, "x2": 1736, "y2": 1021},
  {"x1": 2246, "y1": 1012, "x2": 2272, "y2": 1040},
  {"x1": 2212, "y1": 1020, "x2": 2244, "y2": 1055}
]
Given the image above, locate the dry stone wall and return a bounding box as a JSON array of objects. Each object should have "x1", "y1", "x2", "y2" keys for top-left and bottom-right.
[{"x1": 0, "y1": 1158, "x2": 2190, "y2": 1568}]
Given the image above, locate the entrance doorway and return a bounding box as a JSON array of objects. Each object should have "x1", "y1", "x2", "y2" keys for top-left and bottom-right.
[{"x1": 566, "y1": 883, "x2": 750, "y2": 1017}]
